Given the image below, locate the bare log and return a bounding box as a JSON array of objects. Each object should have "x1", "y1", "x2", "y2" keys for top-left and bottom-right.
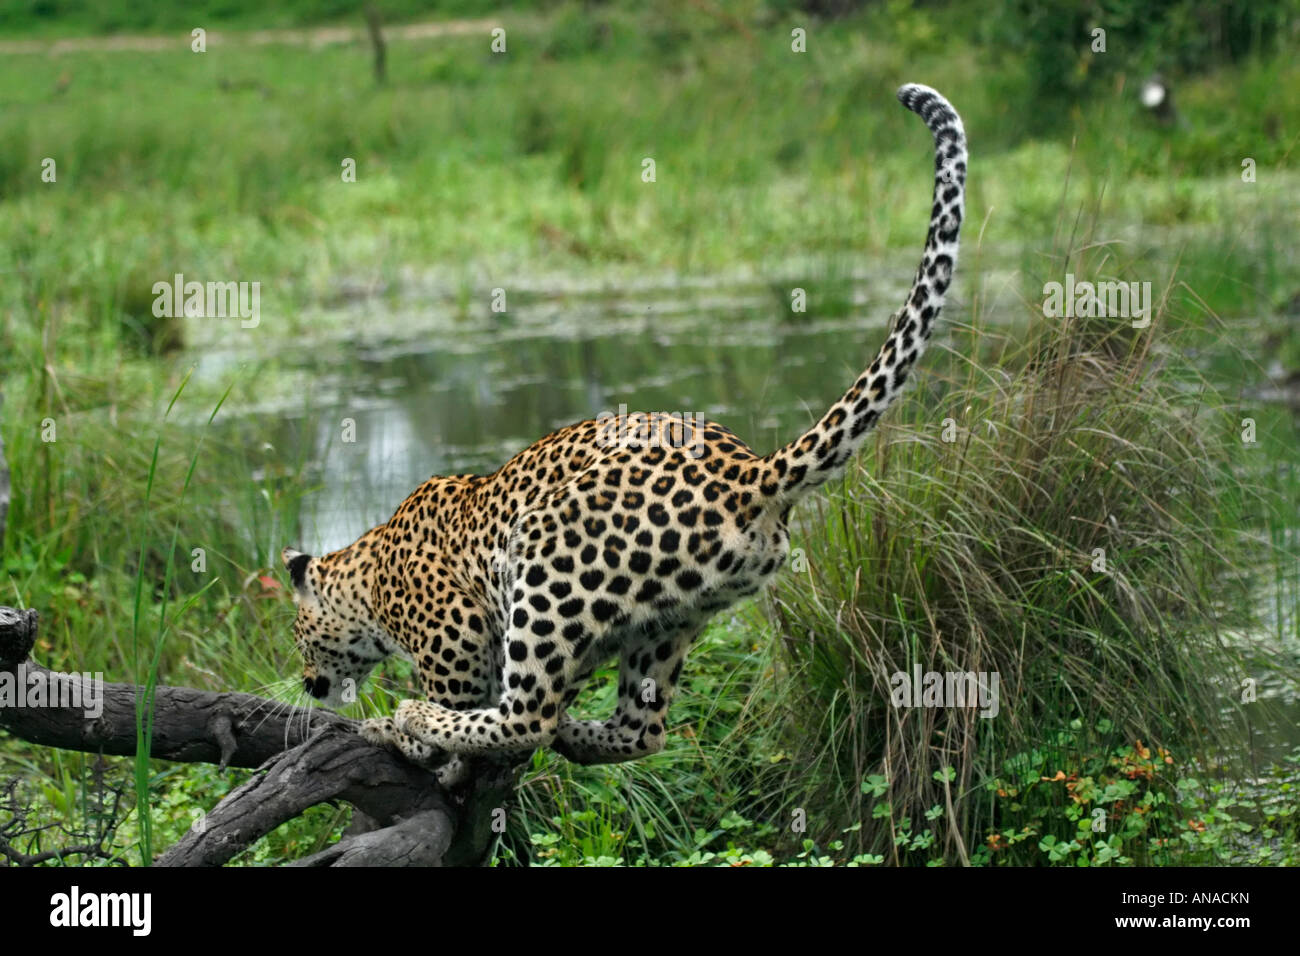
[
  {"x1": 1, "y1": 610, "x2": 349, "y2": 768},
  {"x1": 157, "y1": 724, "x2": 459, "y2": 866},
  {"x1": 0, "y1": 606, "x2": 518, "y2": 866}
]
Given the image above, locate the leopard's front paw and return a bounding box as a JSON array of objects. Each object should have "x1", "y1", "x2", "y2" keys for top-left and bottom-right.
[
  {"x1": 360, "y1": 715, "x2": 399, "y2": 748},
  {"x1": 393, "y1": 697, "x2": 432, "y2": 736},
  {"x1": 360, "y1": 713, "x2": 443, "y2": 769}
]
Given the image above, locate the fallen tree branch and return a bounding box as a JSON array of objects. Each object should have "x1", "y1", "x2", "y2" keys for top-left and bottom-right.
[{"x1": 0, "y1": 606, "x2": 518, "y2": 866}]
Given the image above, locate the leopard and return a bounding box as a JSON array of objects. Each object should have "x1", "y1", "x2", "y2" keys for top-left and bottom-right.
[{"x1": 281, "y1": 83, "x2": 966, "y2": 785}]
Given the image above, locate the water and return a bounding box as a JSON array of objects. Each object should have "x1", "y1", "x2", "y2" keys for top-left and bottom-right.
[{"x1": 218, "y1": 269, "x2": 930, "y2": 553}]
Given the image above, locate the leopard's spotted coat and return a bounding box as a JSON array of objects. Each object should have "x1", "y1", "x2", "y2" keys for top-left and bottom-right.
[{"x1": 282, "y1": 83, "x2": 967, "y2": 778}]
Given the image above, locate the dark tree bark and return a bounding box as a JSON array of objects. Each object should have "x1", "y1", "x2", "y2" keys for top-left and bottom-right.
[{"x1": 0, "y1": 606, "x2": 519, "y2": 866}]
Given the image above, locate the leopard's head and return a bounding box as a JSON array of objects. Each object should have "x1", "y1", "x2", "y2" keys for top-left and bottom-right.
[{"x1": 281, "y1": 546, "x2": 390, "y2": 710}]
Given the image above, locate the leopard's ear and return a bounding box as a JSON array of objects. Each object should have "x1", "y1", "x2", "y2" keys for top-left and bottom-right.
[{"x1": 281, "y1": 547, "x2": 314, "y2": 594}]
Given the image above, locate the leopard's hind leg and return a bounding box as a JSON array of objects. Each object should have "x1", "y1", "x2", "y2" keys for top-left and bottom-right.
[{"x1": 553, "y1": 621, "x2": 700, "y2": 764}]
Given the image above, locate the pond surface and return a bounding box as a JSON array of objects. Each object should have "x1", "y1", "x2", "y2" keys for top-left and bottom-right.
[{"x1": 223, "y1": 262, "x2": 946, "y2": 554}]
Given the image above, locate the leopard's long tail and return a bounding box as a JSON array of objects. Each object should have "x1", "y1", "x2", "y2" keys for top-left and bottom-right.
[{"x1": 760, "y1": 83, "x2": 966, "y2": 504}]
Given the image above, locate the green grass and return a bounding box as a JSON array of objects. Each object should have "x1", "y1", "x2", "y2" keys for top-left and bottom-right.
[{"x1": 3, "y1": 4, "x2": 1298, "y2": 360}]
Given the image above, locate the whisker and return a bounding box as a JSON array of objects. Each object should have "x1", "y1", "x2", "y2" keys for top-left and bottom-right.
[{"x1": 249, "y1": 689, "x2": 295, "y2": 738}]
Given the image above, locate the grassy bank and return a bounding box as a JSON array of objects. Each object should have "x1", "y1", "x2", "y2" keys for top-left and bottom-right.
[{"x1": 3, "y1": 3, "x2": 1299, "y2": 350}]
